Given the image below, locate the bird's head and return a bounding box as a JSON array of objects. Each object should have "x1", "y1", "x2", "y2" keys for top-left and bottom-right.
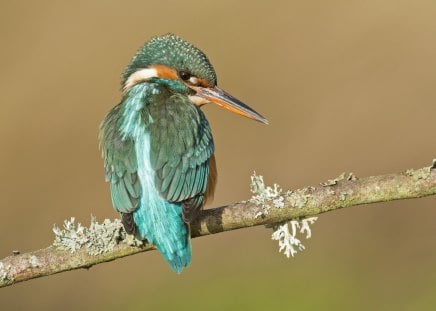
[{"x1": 122, "y1": 34, "x2": 268, "y2": 124}]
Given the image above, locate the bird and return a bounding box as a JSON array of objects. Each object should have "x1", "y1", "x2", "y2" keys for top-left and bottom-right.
[{"x1": 99, "y1": 34, "x2": 268, "y2": 273}]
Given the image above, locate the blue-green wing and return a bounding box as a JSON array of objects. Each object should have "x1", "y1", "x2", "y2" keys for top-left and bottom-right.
[
  {"x1": 99, "y1": 104, "x2": 141, "y2": 215},
  {"x1": 149, "y1": 95, "x2": 215, "y2": 217}
]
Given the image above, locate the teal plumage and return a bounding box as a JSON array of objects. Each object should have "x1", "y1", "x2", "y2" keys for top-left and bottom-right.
[
  {"x1": 100, "y1": 81, "x2": 213, "y2": 272},
  {"x1": 100, "y1": 34, "x2": 267, "y2": 273},
  {"x1": 122, "y1": 35, "x2": 217, "y2": 87}
]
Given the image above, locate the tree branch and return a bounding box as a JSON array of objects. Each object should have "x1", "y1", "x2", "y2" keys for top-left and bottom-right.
[{"x1": 1, "y1": 163, "x2": 435, "y2": 288}]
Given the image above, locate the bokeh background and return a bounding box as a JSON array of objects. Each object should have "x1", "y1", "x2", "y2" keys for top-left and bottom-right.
[{"x1": 1, "y1": 1, "x2": 436, "y2": 310}]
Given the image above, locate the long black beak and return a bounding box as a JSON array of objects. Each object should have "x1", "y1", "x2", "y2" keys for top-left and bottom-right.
[{"x1": 194, "y1": 86, "x2": 269, "y2": 124}]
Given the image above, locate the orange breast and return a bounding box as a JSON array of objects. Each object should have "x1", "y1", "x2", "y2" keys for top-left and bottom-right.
[{"x1": 204, "y1": 154, "x2": 217, "y2": 205}]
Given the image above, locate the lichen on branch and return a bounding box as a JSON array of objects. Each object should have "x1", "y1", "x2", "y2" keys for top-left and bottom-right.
[
  {"x1": 1, "y1": 161, "x2": 435, "y2": 288},
  {"x1": 249, "y1": 172, "x2": 317, "y2": 257},
  {"x1": 53, "y1": 217, "x2": 125, "y2": 255}
]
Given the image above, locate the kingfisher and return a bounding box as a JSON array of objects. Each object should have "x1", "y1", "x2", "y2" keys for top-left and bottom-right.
[{"x1": 99, "y1": 34, "x2": 268, "y2": 273}]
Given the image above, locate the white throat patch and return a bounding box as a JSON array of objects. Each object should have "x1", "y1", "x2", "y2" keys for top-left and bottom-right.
[{"x1": 188, "y1": 95, "x2": 209, "y2": 106}]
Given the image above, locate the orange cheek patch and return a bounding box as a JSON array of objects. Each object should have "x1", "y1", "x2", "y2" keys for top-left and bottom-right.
[
  {"x1": 152, "y1": 64, "x2": 178, "y2": 80},
  {"x1": 197, "y1": 78, "x2": 213, "y2": 88}
]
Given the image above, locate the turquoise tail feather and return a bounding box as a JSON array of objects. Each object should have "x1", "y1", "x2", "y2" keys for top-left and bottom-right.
[
  {"x1": 133, "y1": 199, "x2": 191, "y2": 273},
  {"x1": 131, "y1": 130, "x2": 191, "y2": 273}
]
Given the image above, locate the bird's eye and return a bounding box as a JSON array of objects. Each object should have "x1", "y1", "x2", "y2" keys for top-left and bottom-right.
[{"x1": 179, "y1": 70, "x2": 191, "y2": 81}]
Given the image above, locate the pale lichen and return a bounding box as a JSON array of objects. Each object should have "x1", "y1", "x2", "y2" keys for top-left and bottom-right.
[
  {"x1": 406, "y1": 166, "x2": 432, "y2": 181},
  {"x1": 286, "y1": 188, "x2": 312, "y2": 208},
  {"x1": 28, "y1": 255, "x2": 40, "y2": 268},
  {"x1": 347, "y1": 172, "x2": 357, "y2": 181},
  {"x1": 339, "y1": 191, "x2": 348, "y2": 201},
  {"x1": 53, "y1": 216, "x2": 125, "y2": 255},
  {"x1": 271, "y1": 217, "x2": 318, "y2": 258},
  {"x1": 320, "y1": 172, "x2": 356, "y2": 187},
  {"x1": 0, "y1": 261, "x2": 12, "y2": 282},
  {"x1": 86, "y1": 216, "x2": 125, "y2": 255},
  {"x1": 249, "y1": 172, "x2": 319, "y2": 258},
  {"x1": 123, "y1": 233, "x2": 144, "y2": 247},
  {"x1": 326, "y1": 188, "x2": 336, "y2": 195},
  {"x1": 53, "y1": 217, "x2": 88, "y2": 252},
  {"x1": 250, "y1": 172, "x2": 284, "y2": 217}
]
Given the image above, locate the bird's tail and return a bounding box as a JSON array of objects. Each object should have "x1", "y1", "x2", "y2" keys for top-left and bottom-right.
[{"x1": 133, "y1": 198, "x2": 191, "y2": 273}]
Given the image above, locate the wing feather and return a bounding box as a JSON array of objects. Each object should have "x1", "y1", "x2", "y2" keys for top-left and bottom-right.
[
  {"x1": 149, "y1": 94, "x2": 215, "y2": 220},
  {"x1": 99, "y1": 105, "x2": 140, "y2": 214}
]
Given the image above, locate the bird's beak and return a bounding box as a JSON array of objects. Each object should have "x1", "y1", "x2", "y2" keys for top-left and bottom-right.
[{"x1": 193, "y1": 86, "x2": 269, "y2": 124}]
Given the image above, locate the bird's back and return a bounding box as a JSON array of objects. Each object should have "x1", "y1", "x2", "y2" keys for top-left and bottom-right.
[{"x1": 100, "y1": 83, "x2": 215, "y2": 272}]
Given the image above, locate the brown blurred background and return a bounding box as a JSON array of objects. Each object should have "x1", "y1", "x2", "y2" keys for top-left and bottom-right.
[{"x1": 1, "y1": 1, "x2": 436, "y2": 310}]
